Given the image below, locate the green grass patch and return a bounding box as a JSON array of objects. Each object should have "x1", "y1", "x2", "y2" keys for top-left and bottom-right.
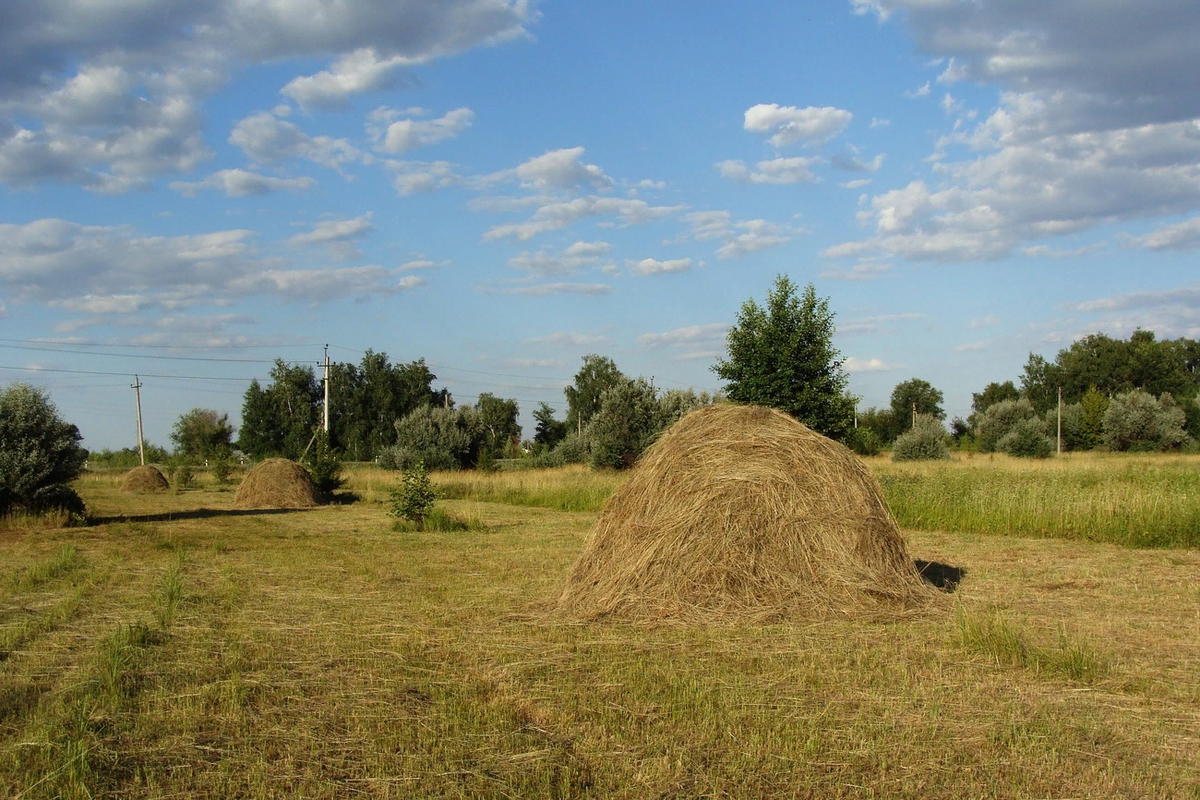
[{"x1": 956, "y1": 607, "x2": 1113, "y2": 683}]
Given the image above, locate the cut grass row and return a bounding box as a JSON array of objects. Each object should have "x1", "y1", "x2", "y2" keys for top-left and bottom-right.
[{"x1": 408, "y1": 452, "x2": 1200, "y2": 548}]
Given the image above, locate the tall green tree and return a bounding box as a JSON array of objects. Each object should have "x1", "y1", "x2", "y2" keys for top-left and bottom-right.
[
  {"x1": 328, "y1": 351, "x2": 442, "y2": 460},
  {"x1": 532, "y1": 402, "x2": 567, "y2": 449},
  {"x1": 170, "y1": 408, "x2": 234, "y2": 460},
  {"x1": 238, "y1": 359, "x2": 320, "y2": 459},
  {"x1": 713, "y1": 275, "x2": 854, "y2": 441},
  {"x1": 475, "y1": 393, "x2": 521, "y2": 457},
  {"x1": 971, "y1": 380, "x2": 1020, "y2": 417},
  {"x1": 890, "y1": 378, "x2": 945, "y2": 429},
  {"x1": 564, "y1": 355, "x2": 625, "y2": 434},
  {"x1": 0, "y1": 383, "x2": 88, "y2": 516}
]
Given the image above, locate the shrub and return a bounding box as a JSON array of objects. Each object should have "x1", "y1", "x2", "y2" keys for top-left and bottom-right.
[
  {"x1": 1102, "y1": 390, "x2": 1191, "y2": 452},
  {"x1": 305, "y1": 430, "x2": 344, "y2": 500},
  {"x1": 892, "y1": 414, "x2": 951, "y2": 461},
  {"x1": 0, "y1": 383, "x2": 88, "y2": 517},
  {"x1": 390, "y1": 405, "x2": 484, "y2": 471},
  {"x1": 1079, "y1": 387, "x2": 1109, "y2": 449},
  {"x1": 588, "y1": 378, "x2": 664, "y2": 470},
  {"x1": 388, "y1": 462, "x2": 436, "y2": 525},
  {"x1": 998, "y1": 417, "x2": 1053, "y2": 458},
  {"x1": 977, "y1": 398, "x2": 1040, "y2": 453},
  {"x1": 847, "y1": 426, "x2": 882, "y2": 456}
]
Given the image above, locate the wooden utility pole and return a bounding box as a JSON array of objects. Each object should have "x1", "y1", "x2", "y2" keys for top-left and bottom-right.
[
  {"x1": 912, "y1": 401, "x2": 917, "y2": 428},
  {"x1": 323, "y1": 344, "x2": 330, "y2": 434},
  {"x1": 132, "y1": 375, "x2": 145, "y2": 465},
  {"x1": 1057, "y1": 385, "x2": 1062, "y2": 456}
]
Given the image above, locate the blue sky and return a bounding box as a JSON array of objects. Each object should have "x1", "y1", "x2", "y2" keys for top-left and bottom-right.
[{"x1": 3, "y1": 0, "x2": 1200, "y2": 452}]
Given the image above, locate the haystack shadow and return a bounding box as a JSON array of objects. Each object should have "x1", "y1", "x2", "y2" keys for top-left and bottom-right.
[
  {"x1": 914, "y1": 559, "x2": 966, "y2": 592},
  {"x1": 90, "y1": 507, "x2": 314, "y2": 525}
]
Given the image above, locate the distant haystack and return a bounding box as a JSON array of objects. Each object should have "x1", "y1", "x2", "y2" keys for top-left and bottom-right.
[
  {"x1": 121, "y1": 465, "x2": 169, "y2": 492},
  {"x1": 556, "y1": 404, "x2": 935, "y2": 622},
  {"x1": 234, "y1": 458, "x2": 319, "y2": 509}
]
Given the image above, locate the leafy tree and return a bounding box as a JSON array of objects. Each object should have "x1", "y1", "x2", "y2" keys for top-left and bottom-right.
[
  {"x1": 238, "y1": 360, "x2": 321, "y2": 459},
  {"x1": 0, "y1": 383, "x2": 88, "y2": 517},
  {"x1": 306, "y1": 429, "x2": 344, "y2": 500},
  {"x1": 1079, "y1": 387, "x2": 1109, "y2": 450},
  {"x1": 89, "y1": 443, "x2": 171, "y2": 469},
  {"x1": 564, "y1": 355, "x2": 625, "y2": 434},
  {"x1": 971, "y1": 381, "x2": 1020, "y2": 417},
  {"x1": 588, "y1": 378, "x2": 664, "y2": 469},
  {"x1": 713, "y1": 275, "x2": 854, "y2": 441},
  {"x1": 890, "y1": 378, "x2": 946, "y2": 429},
  {"x1": 170, "y1": 408, "x2": 234, "y2": 461},
  {"x1": 857, "y1": 406, "x2": 897, "y2": 444},
  {"x1": 891, "y1": 414, "x2": 950, "y2": 461},
  {"x1": 532, "y1": 402, "x2": 568, "y2": 450},
  {"x1": 977, "y1": 398, "x2": 1041, "y2": 453},
  {"x1": 998, "y1": 418, "x2": 1053, "y2": 458},
  {"x1": 388, "y1": 462, "x2": 436, "y2": 525},
  {"x1": 328, "y1": 352, "x2": 443, "y2": 461},
  {"x1": 475, "y1": 393, "x2": 521, "y2": 458},
  {"x1": 1101, "y1": 390, "x2": 1191, "y2": 452},
  {"x1": 1019, "y1": 354, "x2": 1062, "y2": 414}
]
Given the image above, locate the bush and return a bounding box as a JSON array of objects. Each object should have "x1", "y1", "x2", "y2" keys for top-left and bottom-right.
[
  {"x1": 847, "y1": 426, "x2": 882, "y2": 456},
  {"x1": 390, "y1": 405, "x2": 484, "y2": 471},
  {"x1": 892, "y1": 414, "x2": 951, "y2": 461},
  {"x1": 388, "y1": 462, "x2": 436, "y2": 525},
  {"x1": 588, "y1": 378, "x2": 665, "y2": 470},
  {"x1": 0, "y1": 383, "x2": 88, "y2": 517},
  {"x1": 1102, "y1": 390, "x2": 1191, "y2": 452},
  {"x1": 306, "y1": 430, "x2": 344, "y2": 500},
  {"x1": 998, "y1": 418, "x2": 1053, "y2": 458},
  {"x1": 977, "y1": 398, "x2": 1040, "y2": 453}
]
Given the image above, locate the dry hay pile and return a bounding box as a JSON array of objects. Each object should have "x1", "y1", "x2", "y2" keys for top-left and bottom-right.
[
  {"x1": 556, "y1": 404, "x2": 937, "y2": 622},
  {"x1": 234, "y1": 458, "x2": 319, "y2": 509},
  {"x1": 120, "y1": 465, "x2": 169, "y2": 492}
]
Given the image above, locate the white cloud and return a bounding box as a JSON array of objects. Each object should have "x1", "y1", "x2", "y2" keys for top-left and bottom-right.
[
  {"x1": 953, "y1": 341, "x2": 989, "y2": 353},
  {"x1": 638, "y1": 323, "x2": 728, "y2": 350},
  {"x1": 170, "y1": 168, "x2": 315, "y2": 197},
  {"x1": 831, "y1": 149, "x2": 884, "y2": 172},
  {"x1": 818, "y1": 261, "x2": 893, "y2": 281},
  {"x1": 229, "y1": 265, "x2": 422, "y2": 301},
  {"x1": 505, "y1": 282, "x2": 613, "y2": 296},
  {"x1": 629, "y1": 258, "x2": 692, "y2": 276},
  {"x1": 525, "y1": 332, "x2": 608, "y2": 347},
  {"x1": 282, "y1": 49, "x2": 412, "y2": 111},
  {"x1": 483, "y1": 147, "x2": 613, "y2": 194},
  {"x1": 683, "y1": 211, "x2": 791, "y2": 259},
  {"x1": 229, "y1": 111, "x2": 362, "y2": 172},
  {"x1": 1126, "y1": 217, "x2": 1200, "y2": 251},
  {"x1": 286, "y1": 214, "x2": 374, "y2": 259},
  {"x1": 373, "y1": 107, "x2": 475, "y2": 153},
  {"x1": 839, "y1": 313, "x2": 924, "y2": 335},
  {"x1": 904, "y1": 82, "x2": 931, "y2": 99},
  {"x1": 0, "y1": 1, "x2": 533, "y2": 191},
  {"x1": 840, "y1": 179, "x2": 872, "y2": 189},
  {"x1": 716, "y1": 157, "x2": 819, "y2": 184},
  {"x1": 970, "y1": 314, "x2": 1001, "y2": 328},
  {"x1": 387, "y1": 160, "x2": 461, "y2": 194},
  {"x1": 844, "y1": 357, "x2": 902, "y2": 373},
  {"x1": 1071, "y1": 284, "x2": 1200, "y2": 339},
  {"x1": 484, "y1": 196, "x2": 682, "y2": 241},
  {"x1": 743, "y1": 104, "x2": 853, "y2": 147},
  {"x1": 508, "y1": 241, "x2": 612, "y2": 277}
]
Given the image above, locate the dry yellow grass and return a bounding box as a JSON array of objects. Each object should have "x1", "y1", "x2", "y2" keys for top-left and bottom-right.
[{"x1": 2, "y1": 468, "x2": 1198, "y2": 799}]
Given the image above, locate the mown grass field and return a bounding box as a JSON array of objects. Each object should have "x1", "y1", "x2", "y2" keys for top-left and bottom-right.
[{"x1": 2, "y1": 457, "x2": 1199, "y2": 799}]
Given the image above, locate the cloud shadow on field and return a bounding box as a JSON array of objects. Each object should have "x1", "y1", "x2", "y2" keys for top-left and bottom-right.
[{"x1": 915, "y1": 559, "x2": 966, "y2": 592}]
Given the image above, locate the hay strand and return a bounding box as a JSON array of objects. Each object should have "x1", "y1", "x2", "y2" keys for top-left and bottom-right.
[
  {"x1": 120, "y1": 465, "x2": 169, "y2": 492},
  {"x1": 555, "y1": 404, "x2": 938, "y2": 622},
  {"x1": 234, "y1": 458, "x2": 320, "y2": 509}
]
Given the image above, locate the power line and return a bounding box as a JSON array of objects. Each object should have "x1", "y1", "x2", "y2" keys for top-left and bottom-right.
[
  {"x1": 0, "y1": 342, "x2": 278, "y2": 364},
  {"x1": 0, "y1": 364, "x2": 256, "y2": 382},
  {"x1": 0, "y1": 337, "x2": 320, "y2": 351}
]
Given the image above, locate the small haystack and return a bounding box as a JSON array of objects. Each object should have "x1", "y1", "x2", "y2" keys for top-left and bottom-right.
[
  {"x1": 121, "y1": 465, "x2": 169, "y2": 492},
  {"x1": 234, "y1": 458, "x2": 319, "y2": 509},
  {"x1": 556, "y1": 404, "x2": 936, "y2": 622}
]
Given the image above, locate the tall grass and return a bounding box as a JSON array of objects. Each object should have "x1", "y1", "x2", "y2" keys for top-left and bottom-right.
[
  {"x1": 875, "y1": 452, "x2": 1200, "y2": 547},
  {"x1": 432, "y1": 465, "x2": 622, "y2": 512}
]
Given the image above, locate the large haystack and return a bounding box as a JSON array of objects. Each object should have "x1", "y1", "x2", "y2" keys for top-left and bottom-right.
[
  {"x1": 234, "y1": 458, "x2": 319, "y2": 509},
  {"x1": 556, "y1": 404, "x2": 936, "y2": 622},
  {"x1": 121, "y1": 465, "x2": 169, "y2": 492}
]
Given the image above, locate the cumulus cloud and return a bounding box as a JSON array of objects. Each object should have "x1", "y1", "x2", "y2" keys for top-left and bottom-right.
[
  {"x1": 1071, "y1": 284, "x2": 1200, "y2": 338},
  {"x1": 628, "y1": 258, "x2": 692, "y2": 276},
  {"x1": 637, "y1": 323, "x2": 728, "y2": 352},
  {"x1": 716, "y1": 157, "x2": 819, "y2": 184},
  {"x1": 484, "y1": 197, "x2": 682, "y2": 241},
  {"x1": 839, "y1": 313, "x2": 925, "y2": 335},
  {"x1": 684, "y1": 212, "x2": 791, "y2": 259},
  {"x1": 830, "y1": 0, "x2": 1200, "y2": 262},
  {"x1": 170, "y1": 168, "x2": 315, "y2": 196},
  {"x1": 743, "y1": 104, "x2": 852, "y2": 147},
  {"x1": 505, "y1": 282, "x2": 613, "y2": 296},
  {"x1": 508, "y1": 241, "x2": 612, "y2": 277},
  {"x1": 286, "y1": 214, "x2": 374, "y2": 259},
  {"x1": 844, "y1": 357, "x2": 902, "y2": 373},
  {"x1": 0, "y1": 1, "x2": 534, "y2": 191},
  {"x1": 371, "y1": 107, "x2": 475, "y2": 153},
  {"x1": 482, "y1": 147, "x2": 613, "y2": 194},
  {"x1": 229, "y1": 111, "x2": 362, "y2": 172},
  {"x1": 386, "y1": 160, "x2": 461, "y2": 194},
  {"x1": 1126, "y1": 217, "x2": 1200, "y2": 251},
  {"x1": 525, "y1": 332, "x2": 608, "y2": 347},
  {"x1": 230, "y1": 265, "x2": 424, "y2": 301},
  {"x1": 817, "y1": 261, "x2": 893, "y2": 281}
]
